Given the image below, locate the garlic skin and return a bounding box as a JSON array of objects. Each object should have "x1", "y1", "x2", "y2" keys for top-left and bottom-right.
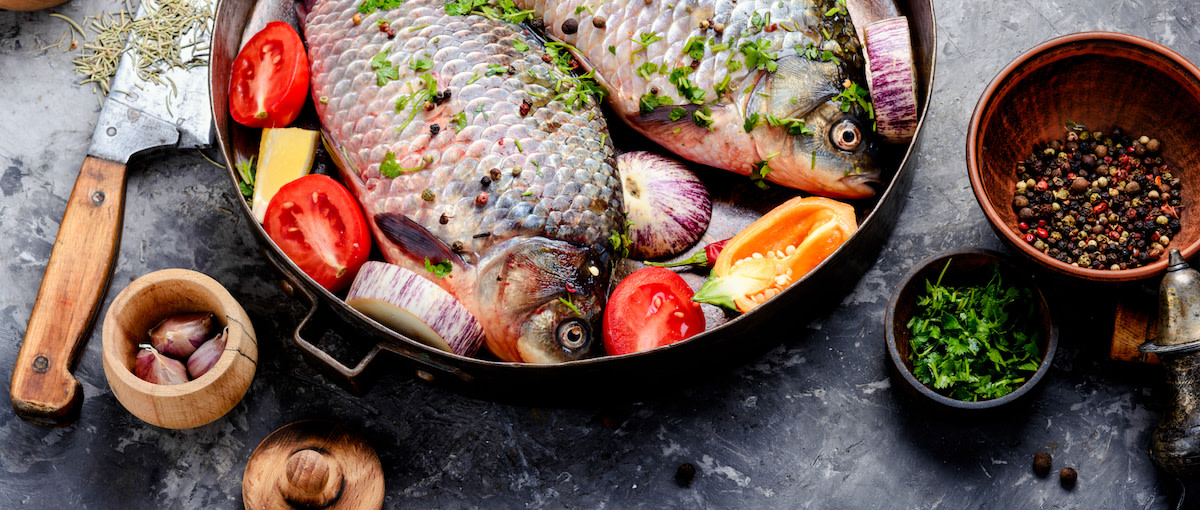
[
  {"x1": 187, "y1": 328, "x2": 228, "y2": 379},
  {"x1": 134, "y1": 345, "x2": 189, "y2": 385},
  {"x1": 149, "y1": 312, "x2": 213, "y2": 359}
]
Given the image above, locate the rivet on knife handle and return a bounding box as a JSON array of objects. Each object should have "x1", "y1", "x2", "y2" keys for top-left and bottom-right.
[{"x1": 11, "y1": 156, "x2": 127, "y2": 426}]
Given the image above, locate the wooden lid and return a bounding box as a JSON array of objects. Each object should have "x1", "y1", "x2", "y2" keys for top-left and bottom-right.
[{"x1": 243, "y1": 420, "x2": 384, "y2": 510}]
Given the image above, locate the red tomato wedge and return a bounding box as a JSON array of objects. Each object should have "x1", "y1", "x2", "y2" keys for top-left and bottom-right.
[
  {"x1": 264, "y1": 175, "x2": 371, "y2": 293},
  {"x1": 603, "y1": 267, "x2": 706, "y2": 355},
  {"x1": 229, "y1": 21, "x2": 310, "y2": 128}
]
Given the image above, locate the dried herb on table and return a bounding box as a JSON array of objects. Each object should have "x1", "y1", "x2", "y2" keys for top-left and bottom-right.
[{"x1": 905, "y1": 261, "x2": 1043, "y2": 401}]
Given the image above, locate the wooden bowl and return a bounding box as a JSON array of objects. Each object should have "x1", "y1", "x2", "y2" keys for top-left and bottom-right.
[
  {"x1": 102, "y1": 269, "x2": 257, "y2": 429},
  {"x1": 967, "y1": 32, "x2": 1200, "y2": 283},
  {"x1": 885, "y1": 249, "x2": 1058, "y2": 411}
]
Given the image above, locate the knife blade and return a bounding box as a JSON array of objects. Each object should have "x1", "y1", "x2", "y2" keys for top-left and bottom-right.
[{"x1": 10, "y1": 0, "x2": 216, "y2": 426}]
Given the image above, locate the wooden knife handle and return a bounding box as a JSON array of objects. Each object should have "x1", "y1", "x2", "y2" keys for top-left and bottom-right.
[{"x1": 11, "y1": 156, "x2": 127, "y2": 426}]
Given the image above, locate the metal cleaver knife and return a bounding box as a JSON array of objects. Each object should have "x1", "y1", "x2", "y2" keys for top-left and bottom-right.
[{"x1": 10, "y1": 0, "x2": 215, "y2": 426}]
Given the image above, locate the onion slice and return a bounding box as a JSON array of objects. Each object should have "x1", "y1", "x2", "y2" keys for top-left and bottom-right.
[
  {"x1": 864, "y1": 17, "x2": 919, "y2": 144},
  {"x1": 617, "y1": 151, "x2": 712, "y2": 260},
  {"x1": 345, "y1": 261, "x2": 485, "y2": 357}
]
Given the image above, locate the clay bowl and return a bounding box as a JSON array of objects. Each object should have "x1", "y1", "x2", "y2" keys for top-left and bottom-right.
[
  {"x1": 885, "y1": 249, "x2": 1058, "y2": 412},
  {"x1": 967, "y1": 31, "x2": 1200, "y2": 283},
  {"x1": 102, "y1": 269, "x2": 257, "y2": 429}
]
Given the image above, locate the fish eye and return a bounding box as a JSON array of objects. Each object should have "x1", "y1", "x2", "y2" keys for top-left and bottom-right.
[
  {"x1": 830, "y1": 119, "x2": 862, "y2": 151},
  {"x1": 556, "y1": 319, "x2": 590, "y2": 351}
]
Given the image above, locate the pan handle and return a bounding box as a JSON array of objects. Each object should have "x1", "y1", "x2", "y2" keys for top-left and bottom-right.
[{"x1": 260, "y1": 247, "x2": 475, "y2": 393}]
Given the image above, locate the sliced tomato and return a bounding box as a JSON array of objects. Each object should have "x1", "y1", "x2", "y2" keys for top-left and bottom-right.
[
  {"x1": 264, "y1": 175, "x2": 370, "y2": 293},
  {"x1": 229, "y1": 21, "x2": 310, "y2": 128},
  {"x1": 603, "y1": 267, "x2": 706, "y2": 355}
]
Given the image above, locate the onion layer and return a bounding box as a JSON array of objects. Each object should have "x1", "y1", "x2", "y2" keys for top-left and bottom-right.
[
  {"x1": 864, "y1": 16, "x2": 919, "y2": 144},
  {"x1": 617, "y1": 151, "x2": 712, "y2": 260},
  {"x1": 345, "y1": 261, "x2": 485, "y2": 357}
]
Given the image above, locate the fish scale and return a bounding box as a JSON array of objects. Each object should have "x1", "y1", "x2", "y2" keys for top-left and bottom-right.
[
  {"x1": 517, "y1": 0, "x2": 881, "y2": 198},
  {"x1": 304, "y1": 0, "x2": 621, "y2": 363}
]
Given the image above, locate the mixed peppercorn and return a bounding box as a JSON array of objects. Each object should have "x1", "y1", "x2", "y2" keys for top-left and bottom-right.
[{"x1": 1011, "y1": 126, "x2": 1182, "y2": 270}]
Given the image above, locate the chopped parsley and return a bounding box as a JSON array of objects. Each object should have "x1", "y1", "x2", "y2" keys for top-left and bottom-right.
[
  {"x1": 668, "y1": 106, "x2": 687, "y2": 121},
  {"x1": 750, "y1": 11, "x2": 770, "y2": 33},
  {"x1": 409, "y1": 56, "x2": 433, "y2": 71},
  {"x1": 393, "y1": 72, "x2": 439, "y2": 133},
  {"x1": 726, "y1": 58, "x2": 744, "y2": 73},
  {"x1": 739, "y1": 39, "x2": 778, "y2": 72},
  {"x1": 748, "y1": 152, "x2": 778, "y2": 190},
  {"x1": 558, "y1": 295, "x2": 582, "y2": 316},
  {"x1": 379, "y1": 151, "x2": 424, "y2": 178},
  {"x1": 485, "y1": 63, "x2": 509, "y2": 76},
  {"x1": 445, "y1": 0, "x2": 531, "y2": 23},
  {"x1": 371, "y1": 50, "x2": 400, "y2": 86},
  {"x1": 693, "y1": 105, "x2": 714, "y2": 129},
  {"x1": 513, "y1": 39, "x2": 530, "y2": 51},
  {"x1": 743, "y1": 112, "x2": 761, "y2": 133},
  {"x1": 235, "y1": 156, "x2": 255, "y2": 198},
  {"x1": 714, "y1": 74, "x2": 732, "y2": 99},
  {"x1": 767, "y1": 115, "x2": 815, "y2": 136},
  {"x1": 636, "y1": 62, "x2": 658, "y2": 79},
  {"x1": 668, "y1": 66, "x2": 705, "y2": 104},
  {"x1": 358, "y1": 0, "x2": 404, "y2": 14},
  {"x1": 639, "y1": 91, "x2": 673, "y2": 113},
  {"x1": 682, "y1": 36, "x2": 706, "y2": 60},
  {"x1": 631, "y1": 31, "x2": 664, "y2": 58},
  {"x1": 906, "y1": 262, "x2": 1043, "y2": 402},
  {"x1": 608, "y1": 45, "x2": 616, "y2": 55},
  {"x1": 424, "y1": 258, "x2": 454, "y2": 278},
  {"x1": 450, "y1": 111, "x2": 467, "y2": 132},
  {"x1": 835, "y1": 81, "x2": 874, "y2": 119}
]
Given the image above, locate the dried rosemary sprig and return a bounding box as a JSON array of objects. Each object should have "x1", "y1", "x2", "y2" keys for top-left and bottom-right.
[{"x1": 69, "y1": 0, "x2": 212, "y2": 97}]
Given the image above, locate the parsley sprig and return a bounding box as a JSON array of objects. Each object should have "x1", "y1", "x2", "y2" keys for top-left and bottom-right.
[
  {"x1": 235, "y1": 156, "x2": 255, "y2": 198},
  {"x1": 905, "y1": 262, "x2": 1043, "y2": 402}
]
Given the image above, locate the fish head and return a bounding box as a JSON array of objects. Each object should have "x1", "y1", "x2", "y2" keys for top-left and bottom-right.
[
  {"x1": 752, "y1": 57, "x2": 882, "y2": 198},
  {"x1": 474, "y1": 237, "x2": 608, "y2": 363}
]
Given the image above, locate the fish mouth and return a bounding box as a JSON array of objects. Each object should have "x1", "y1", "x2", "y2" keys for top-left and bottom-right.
[{"x1": 474, "y1": 237, "x2": 607, "y2": 363}]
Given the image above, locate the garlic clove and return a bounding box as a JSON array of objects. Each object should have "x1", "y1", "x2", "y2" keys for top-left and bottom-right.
[
  {"x1": 134, "y1": 344, "x2": 190, "y2": 385},
  {"x1": 187, "y1": 327, "x2": 228, "y2": 379},
  {"x1": 149, "y1": 312, "x2": 213, "y2": 359}
]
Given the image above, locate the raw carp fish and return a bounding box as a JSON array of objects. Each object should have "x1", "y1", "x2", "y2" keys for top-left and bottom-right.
[
  {"x1": 303, "y1": 0, "x2": 623, "y2": 363},
  {"x1": 516, "y1": 0, "x2": 883, "y2": 198}
]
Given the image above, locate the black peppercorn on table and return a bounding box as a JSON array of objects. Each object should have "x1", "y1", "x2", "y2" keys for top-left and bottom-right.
[{"x1": 2, "y1": 0, "x2": 1200, "y2": 508}]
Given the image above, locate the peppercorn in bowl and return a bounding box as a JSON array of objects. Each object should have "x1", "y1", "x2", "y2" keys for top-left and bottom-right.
[
  {"x1": 885, "y1": 249, "x2": 1058, "y2": 411},
  {"x1": 967, "y1": 32, "x2": 1200, "y2": 282}
]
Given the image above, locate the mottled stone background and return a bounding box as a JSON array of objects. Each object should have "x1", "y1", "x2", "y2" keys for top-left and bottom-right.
[{"x1": 2, "y1": 0, "x2": 1199, "y2": 508}]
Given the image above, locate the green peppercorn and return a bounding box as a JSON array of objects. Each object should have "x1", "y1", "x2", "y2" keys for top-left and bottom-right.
[
  {"x1": 1157, "y1": 215, "x2": 1170, "y2": 225},
  {"x1": 421, "y1": 188, "x2": 435, "y2": 201}
]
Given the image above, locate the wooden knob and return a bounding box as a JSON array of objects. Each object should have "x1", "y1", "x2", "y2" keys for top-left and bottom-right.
[{"x1": 278, "y1": 448, "x2": 343, "y2": 507}]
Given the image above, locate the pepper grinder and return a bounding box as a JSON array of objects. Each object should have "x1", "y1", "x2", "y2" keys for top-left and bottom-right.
[{"x1": 1140, "y1": 250, "x2": 1200, "y2": 478}]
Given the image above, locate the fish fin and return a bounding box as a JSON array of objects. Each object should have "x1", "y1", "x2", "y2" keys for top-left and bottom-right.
[
  {"x1": 764, "y1": 56, "x2": 841, "y2": 118},
  {"x1": 374, "y1": 213, "x2": 464, "y2": 266},
  {"x1": 635, "y1": 104, "x2": 720, "y2": 142}
]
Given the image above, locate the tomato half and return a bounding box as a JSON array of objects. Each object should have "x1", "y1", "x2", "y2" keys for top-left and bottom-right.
[
  {"x1": 603, "y1": 267, "x2": 706, "y2": 355},
  {"x1": 229, "y1": 21, "x2": 310, "y2": 128},
  {"x1": 264, "y1": 175, "x2": 371, "y2": 293}
]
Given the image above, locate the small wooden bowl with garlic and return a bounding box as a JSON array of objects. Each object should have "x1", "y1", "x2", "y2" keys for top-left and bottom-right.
[{"x1": 102, "y1": 268, "x2": 257, "y2": 429}]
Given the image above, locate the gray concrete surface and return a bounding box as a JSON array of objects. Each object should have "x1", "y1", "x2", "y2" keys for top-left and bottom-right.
[{"x1": 2, "y1": 0, "x2": 1199, "y2": 508}]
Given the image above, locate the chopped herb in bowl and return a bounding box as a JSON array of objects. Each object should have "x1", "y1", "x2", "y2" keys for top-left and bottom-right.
[{"x1": 905, "y1": 260, "x2": 1044, "y2": 402}]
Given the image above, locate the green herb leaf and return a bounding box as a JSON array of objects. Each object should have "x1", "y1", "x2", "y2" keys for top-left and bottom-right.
[
  {"x1": 668, "y1": 66, "x2": 705, "y2": 104},
  {"x1": 682, "y1": 36, "x2": 707, "y2": 60},
  {"x1": 235, "y1": 156, "x2": 256, "y2": 199},
  {"x1": 905, "y1": 262, "x2": 1043, "y2": 402},
  {"x1": 513, "y1": 39, "x2": 530, "y2": 51},
  {"x1": 359, "y1": 0, "x2": 404, "y2": 14},
  {"x1": 450, "y1": 111, "x2": 467, "y2": 132},
  {"x1": 639, "y1": 91, "x2": 672, "y2": 113},
  {"x1": 380, "y1": 151, "x2": 402, "y2": 178},
  {"x1": 668, "y1": 106, "x2": 688, "y2": 121},
  {"x1": 409, "y1": 56, "x2": 433, "y2": 71},
  {"x1": 425, "y1": 258, "x2": 453, "y2": 278},
  {"x1": 631, "y1": 31, "x2": 664, "y2": 56},
  {"x1": 485, "y1": 63, "x2": 508, "y2": 76},
  {"x1": 558, "y1": 295, "x2": 582, "y2": 316},
  {"x1": 636, "y1": 62, "x2": 658, "y2": 79},
  {"x1": 693, "y1": 105, "x2": 714, "y2": 129},
  {"x1": 743, "y1": 112, "x2": 761, "y2": 133},
  {"x1": 766, "y1": 115, "x2": 815, "y2": 136},
  {"x1": 834, "y1": 81, "x2": 874, "y2": 120},
  {"x1": 739, "y1": 39, "x2": 778, "y2": 73}
]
